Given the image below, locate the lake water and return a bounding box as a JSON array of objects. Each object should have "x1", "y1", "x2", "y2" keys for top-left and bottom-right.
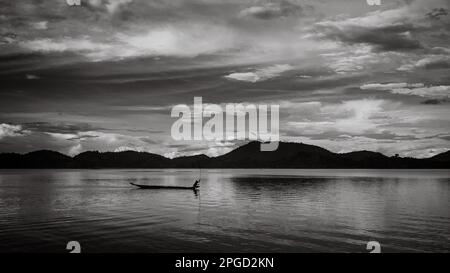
[{"x1": 0, "y1": 169, "x2": 449, "y2": 253}]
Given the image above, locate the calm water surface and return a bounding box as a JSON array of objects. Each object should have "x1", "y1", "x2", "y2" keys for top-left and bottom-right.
[{"x1": 0, "y1": 169, "x2": 449, "y2": 253}]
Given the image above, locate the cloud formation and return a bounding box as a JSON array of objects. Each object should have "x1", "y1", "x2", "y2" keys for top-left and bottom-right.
[
  {"x1": 315, "y1": 23, "x2": 423, "y2": 52},
  {"x1": 86, "y1": 0, "x2": 134, "y2": 15},
  {"x1": 31, "y1": 21, "x2": 48, "y2": 30},
  {"x1": 20, "y1": 38, "x2": 111, "y2": 55},
  {"x1": 398, "y1": 53, "x2": 450, "y2": 71},
  {"x1": 311, "y1": 0, "x2": 449, "y2": 53},
  {"x1": 426, "y1": 7, "x2": 448, "y2": 20},
  {"x1": 0, "y1": 0, "x2": 449, "y2": 158},
  {"x1": 239, "y1": 1, "x2": 304, "y2": 20},
  {"x1": 287, "y1": 99, "x2": 389, "y2": 135},
  {"x1": 361, "y1": 83, "x2": 450, "y2": 99},
  {"x1": 0, "y1": 123, "x2": 28, "y2": 139},
  {"x1": 224, "y1": 64, "x2": 293, "y2": 82}
]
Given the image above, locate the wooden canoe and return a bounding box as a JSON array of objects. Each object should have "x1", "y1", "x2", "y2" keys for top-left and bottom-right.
[{"x1": 130, "y1": 181, "x2": 199, "y2": 190}]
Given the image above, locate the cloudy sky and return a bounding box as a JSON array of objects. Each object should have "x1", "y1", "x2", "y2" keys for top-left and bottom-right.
[{"x1": 0, "y1": 0, "x2": 449, "y2": 158}]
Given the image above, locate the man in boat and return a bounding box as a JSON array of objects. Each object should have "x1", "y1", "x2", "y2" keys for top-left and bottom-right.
[
  {"x1": 130, "y1": 180, "x2": 200, "y2": 190},
  {"x1": 193, "y1": 180, "x2": 200, "y2": 189}
]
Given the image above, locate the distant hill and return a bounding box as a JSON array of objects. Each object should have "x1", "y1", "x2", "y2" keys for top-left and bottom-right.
[
  {"x1": 430, "y1": 150, "x2": 450, "y2": 162},
  {"x1": 0, "y1": 141, "x2": 448, "y2": 169},
  {"x1": 209, "y1": 141, "x2": 339, "y2": 168},
  {"x1": 171, "y1": 154, "x2": 210, "y2": 168},
  {"x1": 73, "y1": 151, "x2": 170, "y2": 168},
  {"x1": 0, "y1": 150, "x2": 72, "y2": 168}
]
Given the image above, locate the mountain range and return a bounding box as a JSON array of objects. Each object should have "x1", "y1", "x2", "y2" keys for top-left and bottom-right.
[{"x1": 0, "y1": 141, "x2": 449, "y2": 169}]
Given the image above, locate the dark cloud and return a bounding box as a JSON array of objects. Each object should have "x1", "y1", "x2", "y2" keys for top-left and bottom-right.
[
  {"x1": 120, "y1": 129, "x2": 164, "y2": 134},
  {"x1": 316, "y1": 23, "x2": 423, "y2": 52},
  {"x1": 67, "y1": 134, "x2": 99, "y2": 141},
  {"x1": 421, "y1": 59, "x2": 450, "y2": 69},
  {"x1": 21, "y1": 122, "x2": 104, "y2": 134},
  {"x1": 421, "y1": 99, "x2": 448, "y2": 105},
  {"x1": 426, "y1": 7, "x2": 448, "y2": 20},
  {"x1": 0, "y1": 32, "x2": 17, "y2": 44},
  {"x1": 139, "y1": 137, "x2": 159, "y2": 144}
]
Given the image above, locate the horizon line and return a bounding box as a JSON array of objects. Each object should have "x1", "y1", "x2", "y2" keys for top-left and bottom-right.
[{"x1": 1, "y1": 141, "x2": 448, "y2": 160}]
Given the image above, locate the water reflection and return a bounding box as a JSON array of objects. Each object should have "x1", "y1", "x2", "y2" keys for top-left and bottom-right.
[{"x1": 0, "y1": 169, "x2": 448, "y2": 253}]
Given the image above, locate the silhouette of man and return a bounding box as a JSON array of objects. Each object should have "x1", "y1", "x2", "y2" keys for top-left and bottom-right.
[{"x1": 193, "y1": 180, "x2": 200, "y2": 189}]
